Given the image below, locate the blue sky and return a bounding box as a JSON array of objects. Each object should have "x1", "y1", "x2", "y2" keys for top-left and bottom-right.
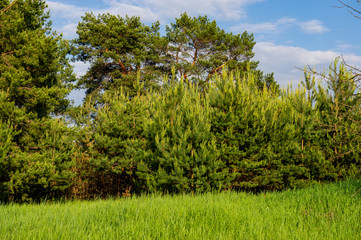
[{"x1": 45, "y1": 0, "x2": 361, "y2": 104}]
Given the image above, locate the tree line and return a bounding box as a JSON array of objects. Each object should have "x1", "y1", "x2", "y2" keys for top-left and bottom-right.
[{"x1": 0, "y1": 0, "x2": 360, "y2": 202}]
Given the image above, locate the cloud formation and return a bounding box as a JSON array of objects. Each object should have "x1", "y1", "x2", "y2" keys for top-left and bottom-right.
[
  {"x1": 232, "y1": 17, "x2": 329, "y2": 35},
  {"x1": 46, "y1": 0, "x2": 361, "y2": 91},
  {"x1": 297, "y1": 20, "x2": 329, "y2": 34},
  {"x1": 254, "y1": 42, "x2": 361, "y2": 86},
  {"x1": 46, "y1": 1, "x2": 89, "y2": 19},
  {"x1": 47, "y1": 0, "x2": 264, "y2": 21},
  {"x1": 137, "y1": 0, "x2": 265, "y2": 21},
  {"x1": 46, "y1": 0, "x2": 264, "y2": 37}
]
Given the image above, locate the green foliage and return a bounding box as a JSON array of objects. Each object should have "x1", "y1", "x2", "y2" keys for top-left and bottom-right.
[
  {"x1": 1, "y1": 179, "x2": 361, "y2": 239},
  {"x1": 312, "y1": 60, "x2": 361, "y2": 177},
  {"x1": 0, "y1": 0, "x2": 75, "y2": 202},
  {"x1": 0, "y1": 119, "x2": 13, "y2": 201},
  {"x1": 1, "y1": 2, "x2": 360, "y2": 202},
  {"x1": 0, "y1": 0, "x2": 75, "y2": 118},
  {"x1": 209, "y1": 69, "x2": 311, "y2": 190},
  {"x1": 138, "y1": 78, "x2": 222, "y2": 193},
  {"x1": 72, "y1": 13, "x2": 164, "y2": 102},
  {"x1": 68, "y1": 81, "x2": 151, "y2": 198},
  {"x1": 164, "y1": 13, "x2": 254, "y2": 80},
  {"x1": 68, "y1": 63, "x2": 361, "y2": 198},
  {"x1": 0, "y1": 117, "x2": 76, "y2": 202},
  {"x1": 72, "y1": 12, "x2": 277, "y2": 103}
]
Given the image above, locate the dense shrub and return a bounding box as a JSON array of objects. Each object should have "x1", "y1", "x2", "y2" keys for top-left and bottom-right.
[
  {"x1": 66, "y1": 64, "x2": 360, "y2": 198},
  {"x1": 1, "y1": 2, "x2": 360, "y2": 201}
]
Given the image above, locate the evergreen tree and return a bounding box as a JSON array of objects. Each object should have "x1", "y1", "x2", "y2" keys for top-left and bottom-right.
[
  {"x1": 69, "y1": 81, "x2": 151, "y2": 198},
  {"x1": 137, "y1": 75, "x2": 221, "y2": 193},
  {"x1": 164, "y1": 13, "x2": 278, "y2": 90},
  {"x1": 314, "y1": 60, "x2": 361, "y2": 177},
  {"x1": 0, "y1": 0, "x2": 75, "y2": 118},
  {"x1": 72, "y1": 13, "x2": 164, "y2": 102},
  {"x1": 209, "y1": 69, "x2": 311, "y2": 190},
  {"x1": 0, "y1": 0, "x2": 76, "y2": 202},
  {"x1": 72, "y1": 12, "x2": 278, "y2": 103}
]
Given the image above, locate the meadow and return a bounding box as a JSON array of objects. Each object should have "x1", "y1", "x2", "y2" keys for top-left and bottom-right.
[{"x1": 1, "y1": 179, "x2": 360, "y2": 240}]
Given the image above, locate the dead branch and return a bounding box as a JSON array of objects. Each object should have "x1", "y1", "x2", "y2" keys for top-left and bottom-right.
[{"x1": 335, "y1": 0, "x2": 361, "y2": 19}]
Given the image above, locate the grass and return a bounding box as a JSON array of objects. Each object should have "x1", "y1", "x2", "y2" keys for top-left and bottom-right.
[{"x1": 1, "y1": 179, "x2": 361, "y2": 240}]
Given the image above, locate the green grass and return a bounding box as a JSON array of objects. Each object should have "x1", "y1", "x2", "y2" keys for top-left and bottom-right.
[{"x1": 1, "y1": 179, "x2": 361, "y2": 240}]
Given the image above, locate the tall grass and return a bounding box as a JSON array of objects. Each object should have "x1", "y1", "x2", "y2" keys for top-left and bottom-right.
[{"x1": 1, "y1": 179, "x2": 361, "y2": 240}]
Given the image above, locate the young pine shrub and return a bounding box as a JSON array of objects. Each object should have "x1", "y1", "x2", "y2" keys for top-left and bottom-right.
[
  {"x1": 312, "y1": 60, "x2": 361, "y2": 179},
  {"x1": 1, "y1": 118, "x2": 75, "y2": 202},
  {"x1": 0, "y1": 119, "x2": 13, "y2": 201},
  {"x1": 209, "y1": 68, "x2": 315, "y2": 191},
  {"x1": 69, "y1": 81, "x2": 152, "y2": 198},
  {"x1": 136, "y1": 77, "x2": 222, "y2": 194}
]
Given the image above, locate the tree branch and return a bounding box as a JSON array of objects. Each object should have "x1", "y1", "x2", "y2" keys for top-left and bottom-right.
[
  {"x1": 1, "y1": 0, "x2": 18, "y2": 15},
  {"x1": 335, "y1": 0, "x2": 361, "y2": 19},
  {"x1": 206, "y1": 59, "x2": 232, "y2": 81}
]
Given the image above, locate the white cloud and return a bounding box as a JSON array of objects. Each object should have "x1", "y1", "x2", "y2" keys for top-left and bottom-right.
[
  {"x1": 232, "y1": 17, "x2": 328, "y2": 35},
  {"x1": 47, "y1": 0, "x2": 265, "y2": 23},
  {"x1": 71, "y1": 61, "x2": 90, "y2": 78},
  {"x1": 233, "y1": 17, "x2": 296, "y2": 34},
  {"x1": 297, "y1": 20, "x2": 329, "y2": 34},
  {"x1": 46, "y1": 0, "x2": 266, "y2": 38},
  {"x1": 46, "y1": 1, "x2": 89, "y2": 19},
  {"x1": 46, "y1": 1, "x2": 90, "y2": 38},
  {"x1": 254, "y1": 42, "x2": 361, "y2": 86},
  {"x1": 46, "y1": 1, "x2": 158, "y2": 38},
  {"x1": 139, "y1": 0, "x2": 265, "y2": 21},
  {"x1": 59, "y1": 23, "x2": 78, "y2": 39},
  {"x1": 337, "y1": 43, "x2": 355, "y2": 50},
  {"x1": 96, "y1": 1, "x2": 159, "y2": 22}
]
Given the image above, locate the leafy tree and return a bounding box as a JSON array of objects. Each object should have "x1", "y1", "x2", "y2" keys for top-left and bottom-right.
[
  {"x1": 0, "y1": 114, "x2": 14, "y2": 201},
  {"x1": 209, "y1": 69, "x2": 308, "y2": 190},
  {"x1": 68, "y1": 80, "x2": 151, "y2": 198}
]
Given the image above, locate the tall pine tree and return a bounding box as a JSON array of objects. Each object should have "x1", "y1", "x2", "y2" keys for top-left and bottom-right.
[{"x1": 0, "y1": 0, "x2": 76, "y2": 202}]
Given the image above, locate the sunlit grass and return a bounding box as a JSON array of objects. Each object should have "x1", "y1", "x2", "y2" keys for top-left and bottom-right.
[{"x1": 1, "y1": 179, "x2": 361, "y2": 239}]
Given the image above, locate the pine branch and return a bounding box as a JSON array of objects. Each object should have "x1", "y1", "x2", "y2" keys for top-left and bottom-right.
[
  {"x1": 1, "y1": 0, "x2": 18, "y2": 15},
  {"x1": 1, "y1": 51, "x2": 14, "y2": 56},
  {"x1": 206, "y1": 59, "x2": 231, "y2": 81}
]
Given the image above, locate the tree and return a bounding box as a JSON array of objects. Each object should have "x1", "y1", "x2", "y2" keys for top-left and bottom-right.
[
  {"x1": 0, "y1": 0, "x2": 76, "y2": 202},
  {"x1": 0, "y1": 0, "x2": 75, "y2": 118},
  {"x1": 72, "y1": 13, "x2": 165, "y2": 102},
  {"x1": 138, "y1": 77, "x2": 221, "y2": 193},
  {"x1": 163, "y1": 13, "x2": 279, "y2": 91},
  {"x1": 302, "y1": 58, "x2": 361, "y2": 181},
  {"x1": 164, "y1": 13, "x2": 257, "y2": 83},
  {"x1": 73, "y1": 12, "x2": 278, "y2": 102},
  {"x1": 0, "y1": 0, "x2": 18, "y2": 15}
]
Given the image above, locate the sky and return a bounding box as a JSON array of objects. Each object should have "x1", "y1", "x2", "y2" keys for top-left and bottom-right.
[{"x1": 44, "y1": 0, "x2": 361, "y2": 104}]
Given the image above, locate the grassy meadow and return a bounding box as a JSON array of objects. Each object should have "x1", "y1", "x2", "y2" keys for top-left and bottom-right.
[{"x1": 1, "y1": 179, "x2": 361, "y2": 240}]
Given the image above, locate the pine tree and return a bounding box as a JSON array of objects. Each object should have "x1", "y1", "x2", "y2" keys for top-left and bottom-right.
[
  {"x1": 314, "y1": 60, "x2": 361, "y2": 178},
  {"x1": 164, "y1": 13, "x2": 277, "y2": 90},
  {"x1": 72, "y1": 13, "x2": 164, "y2": 102},
  {"x1": 0, "y1": 0, "x2": 76, "y2": 202},
  {"x1": 136, "y1": 73, "x2": 222, "y2": 193},
  {"x1": 0, "y1": 0, "x2": 75, "y2": 118}
]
